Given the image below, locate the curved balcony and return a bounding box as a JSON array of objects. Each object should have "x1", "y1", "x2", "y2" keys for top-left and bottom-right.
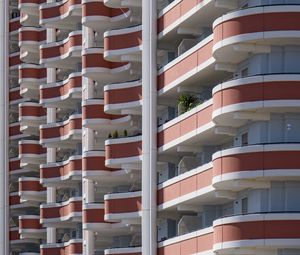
[
  {"x1": 10, "y1": 192, "x2": 39, "y2": 209},
  {"x1": 40, "y1": 30, "x2": 82, "y2": 69},
  {"x1": 103, "y1": 0, "x2": 141, "y2": 9},
  {"x1": 18, "y1": 140, "x2": 46, "y2": 167},
  {"x1": 157, "y1": 163, "x2": 213, "y2": 211},
  {"x1": 83, "y1": 203, "x2": 110, "y2": 230},
  {"x1": 82, "y1": 47, "x2": 132, "y2": 84},
  {"x1": 82, "y1": 0, "x2": 130, "y2": 33},
  {"x1": 213, "y1": 5, "x2": 300, "y2": 63},
  {"x1": 213, "y1": 213, "x2": 300, "y2": 253},
  {"x1": 105, "y1": 135, "x2": 142, "y2": 168},
  {"x1": 10, "y1": 227, "x2": 40, "y2": 246},
  {"x1": 40, "y1": 72, "x2": 81, "y2": 108},
  {"x1": 212, "y1": 74, "x2": 300, "y2": 127},
  {"x1": 104, "y1": 79, "x2": 142, "y2": 115},
  {"x1": 157, "y1": 100, "x2": 213, "y2": 153},
  {"x1": 157, "y1": 36, "x2": 214, "y2": 96},
  {"x1": 9, "y1": 158, "x2": 22, "y2": 176},
  {"x1": 157, "y1": 0, "x2": 227, "y2": 41},
  {"x1": 19, "y1": 102, "x2": 46, "y2": 135},
  {"x1": 18, "y1": 0, "x2": 46, "y2": 19},
  {"x1": 9, "y1": 122, "x2": 28, "y2": 141},
  {"x1": 105, "y1": 247, "x2": 141, "y2": 255},
  {"x1": 19, "y1": 27, "x2": 46, "y2": 63},
  {"x1": 40, "y1": 0, "x2": 81, "y2": 29},
  {"x1": 212, "y1": 143, "x2": 300, "y2": 191},
  {"x1": 19, "y1": 177, "x2": 46, "y2": 202},
  {"x1": 82, "y1": 99, "x2": 131, "y2": 131},
  {"x1": 10, "y1": 87, "x2": 27, "y2": 106},
  {"x1": 104, "y1": 25, "x2": 142, "y2": 62},
  {"x1": 10, "y1": 157, "x2": 40, "y2": 176},
  {"x1": 104, "y1": 191, "x2": 141, "y2": 222},
  {"x1": 40, "y1": 239, "x2": 82, "y2": 255},
  {"x1": 9, "y1": 17, "x2": 21, "y2": 36},
  {"x1": 40, "y1": 114, "x2": 82, "y2": 148},
  {"x1": 40, "y1": 155, "x2": 82, "y2": 187},
  {"x1": 158, "y1": 226, "x2": 213, "y2": 255},
  {"x1": 10, "y1": 52, "x2": 22, "y2": 70},
  {"x1": 40, "y1": 197, "x2": 82, "y2": 227},
  {"x1": 19, "y1": 215, "x2": 46, "y2": 239},
  {"x1": 83, "y1": 150, "x2": 136, "y2": 185},
  {"x1": 19, "y1": 64, "x2": 46, "y2": 99}
]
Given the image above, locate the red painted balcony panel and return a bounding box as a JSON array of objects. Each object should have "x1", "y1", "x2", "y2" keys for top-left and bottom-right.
[
  {"x1": 213, "y1": 6, "x2": 300, "y2": 62},
  {"x1": 19, "y1": 177, "x2": 46, "y2": 193},
  {"x1": 9, "y1": 17, "x2": 21, "y2": 34},
  {"x1": 83, "y1": 203, "x2": 105, "y2": 224},
  {"x1": 158, "y1": 227, "x2": 213, "y2": 255},
  {"x1": 41, "y1": 240, "x2": 82, "y2": 255},
  {"x1": 212, "y1": 75, "x2": 300, "y2": 126},
  {"x1": 157, "y1": 101, "x2": 213, "y2": 148},
  {"x1": 105, "y1": 135, "x2": 142, "y2": 168},
  {"x1": 19, "y1": 140, "x2": 46, "y2": 165},
  {"x1": 157, "y1": 0, "x2": 202, "y2": 33},
  {"x1": 157, "y1": 38, "x2": 213, "y2": 91},
  {"x1": 19, "y1": 64, "x2": 46, "y2": 80},
  {"x1": 19, "y1": 103, "x2": 46, "y2": 120},
  {"x1": 9, "y1": 158, "x2": 22, "y2": 175},
  {"x1": 9, "y1": 192, "x2": 21, "y2": 207},
  {"x1": 40, "y1": 114, "x2": 82, "y2": 144},
  {"x1": 82, "y1": 47, "x2": 131, "y2": 84},
  {"x1": 19, "y1": 215, "x2": 45, "y2": 237},
  {"x1": 82, "y1": 150, "x2": 115, "y2": 174},
  {"x1": 213, "y1": 214, "x2": 300, "y2": 252},
  {"x1": 9, "y1": 122, "x2": 24, "y2": 140},
  {"x1": 19, "y1": 27, "x2": 46, "y2": 44},
  {"x1": 40, "y1": 197, "x2": 82, "y2": 224},
  {"x1": 82, "y1": 99, "x2": 129, "y2": 130},
  {"x1": 40, "y1": 72, "x2": 81, "y2": 106},
  {"x1": 157, "y1": 165, "x2": 213, "y2": 206},
  {"x1": 9, "y1": 52, "x2": 22, "y2": 69},
  {"x1": 82, "y1": 0, "x2": 130, "y2": 32},
  {"x1": 104, "y1": 191, "x2": 141, "y2": 221},
  {"x1": 104, "y1": 25, "x2": 142, "y2": 62},
  {"x1": 104, "y1": 80, "x2": 142, "y2": 114},
  {"x1": 40, "y1": 0, "x2": 81, "y2": 21},
  {"x1": 40, "y1": 155, "x2": 82, "y2": 185},
  {"x1": 40, "y1": 31, "x2": 82, "y2": 68},
  {"x1": 9, "y1": 227, "x2": 20, "y2": 241},
  {"x1": 212, "y1": 144, "x2": 300, "y2": 189}
]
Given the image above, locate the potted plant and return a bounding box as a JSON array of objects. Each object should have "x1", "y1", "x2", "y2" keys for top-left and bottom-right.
[
  {"x1": 177, "y1": 94, "x2": 198, "y2": 115},
  {"x1": 112, "y1": 130, "x2": 119, "y2": 139},
  {"x1": 123, "y1": 129, "x2": 128, "y2": 137}
]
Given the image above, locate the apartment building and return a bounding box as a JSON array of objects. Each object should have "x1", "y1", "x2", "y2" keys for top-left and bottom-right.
[{"x1": 3, "y1": 0, "x2": 300, "y2": 254}]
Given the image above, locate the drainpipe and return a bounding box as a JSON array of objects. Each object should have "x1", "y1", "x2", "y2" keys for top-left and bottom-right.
[
  {"x1": 2, "y1": 0, "x2": 9, "y2": 252},
  {"x1": 142, "y1": 0, "x2": 157, "y2": 254}
]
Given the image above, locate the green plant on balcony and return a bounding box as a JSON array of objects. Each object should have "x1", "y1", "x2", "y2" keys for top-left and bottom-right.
[
  {"x1": 108, "y1": 133, "x2": 112, "y2": 139},
  {"x1": 177, "y1": 94, "x2": 199, "y2": 115},
  {"x1": 112, "y1": 130, "x2": 119, "y2": 139},
  {"x1": 123, "y1": 129, "x2": 128, "y2": 137}
]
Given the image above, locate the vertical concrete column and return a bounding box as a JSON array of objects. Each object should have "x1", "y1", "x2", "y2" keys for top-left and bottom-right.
[
  {"x1": 142, "y1": 0, "x2": 157, "y2": 254},
  {"x1": 82, "y1": 25, "x2": 95, "y2": 255},
  {"x1": 1, "y1": 0, "x2": 9, "y2": 252},
  {"x1": 46, "y1": 22, "x2": 57, "y2": 243}
]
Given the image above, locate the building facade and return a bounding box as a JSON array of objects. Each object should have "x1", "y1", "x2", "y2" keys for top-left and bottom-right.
[{"x1": 5, "y1": 0, "x2": 300, "y2": 254}]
